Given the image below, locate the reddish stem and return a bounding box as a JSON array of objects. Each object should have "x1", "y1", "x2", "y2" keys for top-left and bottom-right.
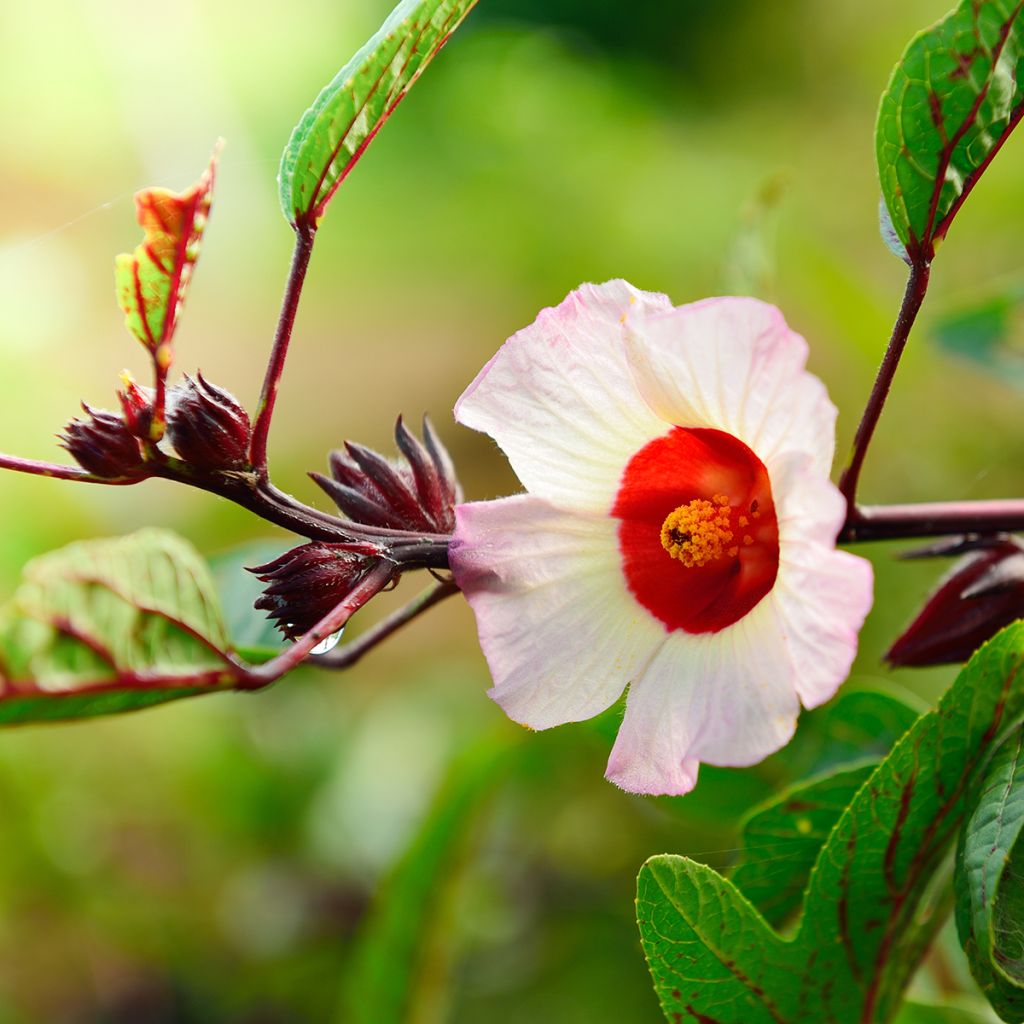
[
  {"x1": 0, "y1": 453, "x2": 139, "y2": 485},
  {"x1": 312, "y1": 577, "x2": 458, "y2": 669},
  {"x1": 839, "y1": 262, "x2": 931, "y2": 508},
  {"x1": 249, "y1": 225, "x2": 316, "y2": 478},
  {"x1": 841, "y1": 499, "x2": 1024, "y2": 543}
]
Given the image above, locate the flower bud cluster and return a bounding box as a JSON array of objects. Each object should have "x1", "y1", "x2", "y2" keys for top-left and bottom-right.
[{"x1": 311, "y1": 416, "x2": 459, "y2": 533}]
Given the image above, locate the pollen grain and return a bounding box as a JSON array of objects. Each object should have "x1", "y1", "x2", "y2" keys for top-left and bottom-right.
[{"x1": 660, "y1": 498, "x2": 735, "y2": 568}]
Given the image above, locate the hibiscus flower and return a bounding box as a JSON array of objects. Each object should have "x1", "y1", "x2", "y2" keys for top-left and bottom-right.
[{"x1": 449, "y1": 280, "x2": 874, "y2": 796}]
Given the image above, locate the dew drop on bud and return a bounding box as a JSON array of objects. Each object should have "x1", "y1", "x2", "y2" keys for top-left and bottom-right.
[{"x1": 310, "y1": 627, "x2": 345, "y2": 656}]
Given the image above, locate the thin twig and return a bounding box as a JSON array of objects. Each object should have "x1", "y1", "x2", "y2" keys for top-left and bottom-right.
[
  {"x1": 0, "y1": 453, "x2": 139, "y2": 485},
  {"x1": 249, "y1": 225, "x2": 316, "y2": 477},
  {"x1": 312, "y1": 577, "x2": 458, "y2": 669},
  {"x1": 839, "y1": 261, "x2": 931, "y2": 508}
]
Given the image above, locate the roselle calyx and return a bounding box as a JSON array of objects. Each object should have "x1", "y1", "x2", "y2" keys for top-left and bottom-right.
[
  {"x1": 886, "y1": 535, "x2": 1024, "y2": 667},
  {"x1": 311, "y1": 415, "x2": 460, "y2": 533},
  {"x1": 59, "y1": 404, "x2": 145, "y2": 478},
  {"x1": 250, "y1": 541, "x2": 393, "y2": 640},
  {"x1": 117, "y1": 375, "x2": 155, "y2": 440},
  {"x1": 166, "y1": 373, "x2": 251, "y2": 471}
]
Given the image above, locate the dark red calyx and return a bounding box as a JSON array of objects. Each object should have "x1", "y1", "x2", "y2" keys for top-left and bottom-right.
[
  {"x1": 614, "y1": 427, "x2": 780, "y2": 635},
  {"x1": 249, "y1": 540, "x2": 391, "y2": 640},
  {"x1": 166, "y1": 373, "x2": 252, "y2": 471},
  {"x1": 887, "y1": 534, "x2": 1024, "y2": 667},
  {"x1": 59, "y1": 404, "x2": 145, "y2": 478},
  {"x1": 311, "y1": 415, "x2": 460, "y2": 534},
  {"x1": 117, "y1": 376, "x2": 155, "y2": 439}
]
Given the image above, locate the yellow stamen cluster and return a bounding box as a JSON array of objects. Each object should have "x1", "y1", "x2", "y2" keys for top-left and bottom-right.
[{"x1": 660, "y1": 494, "x2": 734, "y2": 568}]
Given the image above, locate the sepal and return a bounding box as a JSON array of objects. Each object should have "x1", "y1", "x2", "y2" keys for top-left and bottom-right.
[
  {"x1": 59, "y1": 404, "x2": 145, "y2": 478},
  {"x1": 166, "y1": 373, "x2": 251, "y2": 471}
]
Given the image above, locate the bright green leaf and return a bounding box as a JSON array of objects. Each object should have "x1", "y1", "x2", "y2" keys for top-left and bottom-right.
[
  {"x1": 278, "y1": 0, "x2": 479, "y2": 230},
  {"x1": 637, "y1": 623, "x2": 1024, "y2": 1024},
  {"x1": 0, "y1": 528, "x2": 236, "y2": 723},
  {"x1": 877, "y1": 0, "x2": 1024, "y2": 261},
  {"x1": 956, "y1": 726, "x2": 1024, "y2": 1021},
  {"x1": 895, "y1": 999, "x2": 1001, "y2": 1023}
]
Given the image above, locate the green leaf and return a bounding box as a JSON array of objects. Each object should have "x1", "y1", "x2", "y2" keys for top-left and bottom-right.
[
  {"x1": 956, "y1": 726, "x2": 1024, "y2": 1021},
  {"x1": 0, "y1": 528, "x2": 236, "y2": 723},
  {"x1": 341, "y1": 735, "x2": 518, "y2": 1023},
  {"x1": 637, "y1": 623, "x2": 1024, "y2": 1024},
  {"x1": 115, "y1": 147, "x2": 218, "y2": 360},
  {"x1": 278, "y1": 0, "x2": 479, "y2": 230},
  {"x1": 877, "y1": 0, "x2": 1024, "y2": 262},
  {"x1": 730, "y1": 762, "x2": 877, "y2": 929}
]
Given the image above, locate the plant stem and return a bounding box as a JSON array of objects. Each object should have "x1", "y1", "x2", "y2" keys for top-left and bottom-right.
[
  {"x1": 839, "y1": 261, "x2": 931, "y2": 508},
  {"x1": 249, "y1": 225, "x2": 316, "y2": 478},
  {"x1": 312, "y1": 577, "x2": 459, "y2": 669},
  {"x1": 0, "y1": 453, "x2": 139, "y2": 485},
  {"x1": 841, "y1": 499, "x2": 1024, "y2": 543},
  {"x1": 231, "y1": 560, "x2": 397, "y2": 689}
]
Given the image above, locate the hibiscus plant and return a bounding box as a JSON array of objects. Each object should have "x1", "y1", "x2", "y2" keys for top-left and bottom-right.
[{"x1": 1, "y1": 0, "x2": 1024, "y2": 1021}]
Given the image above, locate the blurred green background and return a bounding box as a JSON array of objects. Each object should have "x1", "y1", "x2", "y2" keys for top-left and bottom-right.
[{"x1": 0, "y1": 1, "x2": 1021, "y2": 1021}]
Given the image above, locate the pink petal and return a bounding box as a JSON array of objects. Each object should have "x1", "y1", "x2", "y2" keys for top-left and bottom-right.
[
  {"x1": 605, "y1": 600, "x2": 800, "y2": 796},
  {"x1": 624, "y1": 298, "x2": 836, "y2": 477},
  {"x1": 450, "y1": 496, "x2": 665, "y2": 729},
  {"x1": 455, "y1": 281, "x2": 671, "y2": 515}
]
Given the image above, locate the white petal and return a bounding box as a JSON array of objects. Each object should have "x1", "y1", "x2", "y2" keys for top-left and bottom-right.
[
  {"x1": 624, "y1": 297, "x2": 836, "y2": 476},
  {"x1": 605, "y1": 600, "x2": 800, "y2": 796},
  {"x1": 773, "y1": 547, "x2": 874, "y2": 709},
  {"x1": 455, "y1": 281, "x2": 671, "y2": 514},
  {"x1": 450, "y1": 495, "x2": 665, "y2": 729}
]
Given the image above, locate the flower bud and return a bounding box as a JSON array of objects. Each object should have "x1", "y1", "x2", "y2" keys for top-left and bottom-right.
[
  {"x1": 117, "y1": 373, "x2": 155, "y2": 439},
  {"x1": 886, "y1": 535, "x2": 1024, "y2": 667},
  {"x1": 250, "y1": 541, "x2": 391, "y2": 640},
  {"x1": 166, "y1": 373, "x2": 251, "y2": 470},
  {"x1": 310, "y1": 415, "x2": 460, "y2": 533},
  {"x1": 59, "y1": 404, "x2": 145, "y2": 477}
]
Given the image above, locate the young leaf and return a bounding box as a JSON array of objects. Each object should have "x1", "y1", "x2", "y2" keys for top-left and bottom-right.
[
  {"x1": 955, "y1": 726, "x2": 1024, "y2": 1021},
  {"x1": 278, "y1": 0, "x2": 479, "y2": 231},
  {"x1": 115, "y1": 146, "x2": 218, "y2": 437},
  {"x1": 877, "y1": 0, "x2": 1024, "y2": 263},
  {"x1": 0, "y1": 528, "x2": 236, "y2": 723},
  {"x1": 637, "y1": 622, "x2": 1024, "y2": 1024}
]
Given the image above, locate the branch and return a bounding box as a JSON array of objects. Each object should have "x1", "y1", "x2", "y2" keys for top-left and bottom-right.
[
  {"x1": 312, "y1": 577, "x2": 458, "y2": 669},
  {"x1": 841, "y1": 499, "x2": 1024, "y2": 544},
  {"x1": 838, "y1": 262, "x2": 931, "y2": 508},
  {"x1": 249, "y1": 225, "x2": 316, "y2": 477},
  {"x1": 0, "y1": 452, "x2": 140, "y2": 485}
]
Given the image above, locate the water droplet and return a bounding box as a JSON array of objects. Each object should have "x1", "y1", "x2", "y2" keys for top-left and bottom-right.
[{"x1": 310, "y1": 627, "x2": 345, "y2": 656}]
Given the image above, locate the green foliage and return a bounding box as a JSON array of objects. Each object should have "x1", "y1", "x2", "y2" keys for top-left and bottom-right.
[
  {"x1": 637, "y1": 623, "x2": 1024, "y2": 1024},
  {"x1": 0, "y1": 529, "x2": 235, "y2": 722},
  {"x1": 341, "y1": 735, "x2": 518, "y2": 1024},
  {"x1": 210, "y1": 540, "x2": 288, "y2": 663},
  {"x1": 956, "y1": 726, "x2": 1024, "y2": 1021},
  {"x1": 877, "y1": 0, "x2": 1024, "y2": 262},
  {"x1": 278, "y1": 0, "x2": 479, "y2": 230}
]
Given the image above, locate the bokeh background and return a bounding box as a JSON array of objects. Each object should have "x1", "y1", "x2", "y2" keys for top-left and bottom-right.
[{"x1": 0, "y1": 1, "x2": 1022, "y2": 1021}]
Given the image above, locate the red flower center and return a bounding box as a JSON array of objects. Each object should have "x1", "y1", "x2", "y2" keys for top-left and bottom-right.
[{"x1": 613, "y1": 427, "x2": 780, "y2": 634}]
